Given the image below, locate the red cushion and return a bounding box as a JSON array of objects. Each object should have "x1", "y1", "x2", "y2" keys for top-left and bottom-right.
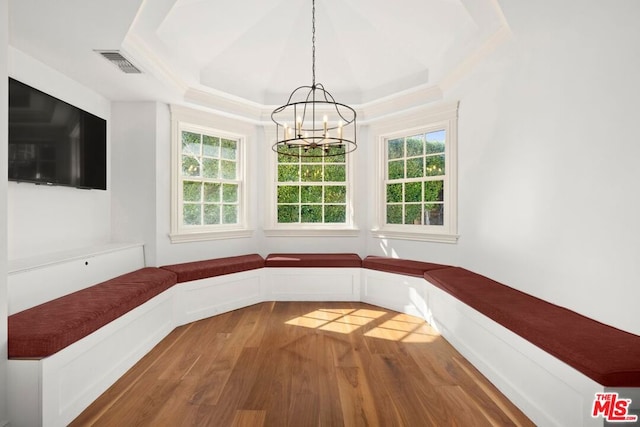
[
  {"x1": 8, "y1": 268, "x2": 177, "y2": 359},
  {"x1": 362, "y1": 255, "x2": 449, "y2": 277},
  {"x1": 161, "y1": 254, "x2": 265, "y2": 283},
  {"x1": 424, "y1": 267, "x2": 640, "y2": 387},
  {"x1": 265, "y1": 253, "x2": 362, "y2": 268}
]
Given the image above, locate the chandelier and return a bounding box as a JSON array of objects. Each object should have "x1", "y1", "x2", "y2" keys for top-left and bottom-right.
[{"x1": 271, "y1": 0, "x2": 357, "y2": 158}]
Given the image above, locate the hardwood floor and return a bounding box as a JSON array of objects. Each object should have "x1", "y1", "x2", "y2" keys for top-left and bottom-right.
[{"x1": 70, "y1": 301, "x2": 534, "y2": 426}]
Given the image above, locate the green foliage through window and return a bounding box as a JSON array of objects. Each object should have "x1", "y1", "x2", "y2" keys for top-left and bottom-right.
[
  {"x1": 385, "y1": 130, "x2": 446, "y2": 227},
  {"x1": 276, "y1": 152, "x2": 348, "y2": 224},
  {"x1": 180, "y1": 129, "x2": 240, "y2": 227}
]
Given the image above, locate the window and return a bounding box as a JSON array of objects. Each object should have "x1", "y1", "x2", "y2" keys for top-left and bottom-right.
[
  {"x1": 181, "y1": 130, "x2": 240, "y2": 226},
  {"x1": 276, "y1": 147, "x2": 347, "y2": 224},
  {"x1": 264, "y1": 138, "x2": 357, "y2": 236},
  {"x1": 170, "y1": 106, "x2": 251, "y2": 242},
  {"x1": 385, "y1": 130, "x2": 445, "y2": 226},
  {"x1": 372, "y1": 103, "x2": 458, "y2": 242}
]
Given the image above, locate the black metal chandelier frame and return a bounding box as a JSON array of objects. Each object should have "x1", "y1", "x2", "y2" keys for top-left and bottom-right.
[{"x1": 271, "y1": 0, "x2": 357, "y2": 158}]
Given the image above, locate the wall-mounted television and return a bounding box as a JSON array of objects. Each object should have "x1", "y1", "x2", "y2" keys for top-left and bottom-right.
[{"x1": 8, "y1": 78, "x2": 107, "y2": 190}]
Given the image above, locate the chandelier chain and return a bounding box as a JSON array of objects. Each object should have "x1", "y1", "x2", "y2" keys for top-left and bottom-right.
[{"x1": 312, "y1": 0, "x2": 316, "y2": 87}]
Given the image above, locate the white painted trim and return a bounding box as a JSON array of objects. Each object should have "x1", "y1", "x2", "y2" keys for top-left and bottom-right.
[
  {"x1": 263, "y1": 228, "x2": 360, "y2": 238},
  {"x1": 370, "y1": 103, "x2": 459, "y2": 242},
  {"x1": 369, "y1": 229, "x2": 459, "y2": 243},
  {"x1": 169, "y1": 229, "x2": 254, "y2": 243},
  {"x1": 262, "y1": 125, "x2": 358, "y2": 232},
  {"x1": 169, "y1": 106, "x2": 252, "y2": 242}
]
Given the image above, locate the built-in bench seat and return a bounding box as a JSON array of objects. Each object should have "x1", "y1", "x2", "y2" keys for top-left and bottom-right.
[
  {"x1": 7, "y1": 250, "x2": 640, "y2": 426},
  {"x1": 264, "y1": 253, "x2": 362, "y2": 301},
  {"x1": 362, "y1": 255, "x2": 449, "y2": 277},
  {"x1": 265, "y1": 252, "x2": 361, "y2": 268},
  {"x1": 8, "y1": 267, "x2": 177, "y2": 359},
  {"x1": 161, "y1": 253, "x2": 264, "y2": 283},
  {"x1": 424, "y1": 267, "x2": 640, "y2": 388}
]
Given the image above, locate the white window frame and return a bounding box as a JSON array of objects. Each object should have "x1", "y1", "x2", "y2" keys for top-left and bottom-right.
[
  {"x1": 170, "y1": 106, "x2": 252, "y2": 242},
  {"x1": 262, "y1": 127, "x2": 359, "y2": 237},
  {"x1": 371, "y1": 102, "x2": 459, "y2": 243}
]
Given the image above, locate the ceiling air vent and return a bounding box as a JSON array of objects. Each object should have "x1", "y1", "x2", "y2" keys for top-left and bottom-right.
[{"x1": 95, "y1": 50, "x2": 142, "y2": 74}]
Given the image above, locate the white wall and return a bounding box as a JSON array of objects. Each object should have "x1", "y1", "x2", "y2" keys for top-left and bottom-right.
[
  {"x1": 7, "y1": 48, "x2": 111, "y2": 260},
  {"x1": 1, "y1": 0, "x2": 10, "y2": 423},
  {"x1": 369, "y1": 0, "x2": 640, "y2": 335},
  {"x1": 111, "y1": 102, "x2": 159, "y2": 265}
]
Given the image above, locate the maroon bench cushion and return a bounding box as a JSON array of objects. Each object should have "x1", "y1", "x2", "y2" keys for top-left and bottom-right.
[
  {"x1": 8, "y1": 267, "x2": 177, "y2": 359},
  {"x1": 161, "y1": 254, "x2": 265, "y2": 283},
  {"x1": 424, "y1": 267, "x2": 640, "y2": 387},
  {"x1": 265, "y1": 253, "x2": 362, "y2": 268},
  {"x1": 362, "y1": 255, "x2": 449, "y2": 277}
]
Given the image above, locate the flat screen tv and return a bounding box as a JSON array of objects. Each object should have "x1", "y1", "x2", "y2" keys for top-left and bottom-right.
[{"x1": 8, "y1": 78, "x2": 107, "y2": 190}]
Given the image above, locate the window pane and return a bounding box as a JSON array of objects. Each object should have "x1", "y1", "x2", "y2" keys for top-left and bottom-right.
[
  {"x1": 301, "y1": 185, "x2": 322, "y2": 203},
  {"x1": 221, "y1": 139, "x2": 237, "y2": 160},
  {"x1": 386, "y1": 183, "x2": 403, "y2": 203},
  {"x1": 306, "y1": 147, "x2": 324, "y2": 162},
  {"x1": 278, "y1": 205, "x2": 299, "y2": 223},
  {"x1": 278, "y1": 186, "x2": 299, "y2": 203},
  {"x1": 405, "y1": 204, "x2": 422, "y2": 225},
  {"x1": 204, "y1": 182, "x2": 221, "y2": 202},
  {"x1": 325, "y1": 205, "x2": 346, "y2": 223},
  {"x1": 182, "y1": 155, "x2": 200, "y2": 177},
  {"x1": 325, "y1": 185, "x2": 346, "y2": 203},
  {"x1": 222, "y1": 184, "x2": 238, "y2": 203},
  {"x1": 183, "y1": 204, "x2": 201, "y2": 225},
  {"x1": 221, "y1": 160, "x2": 236, "y2": 180},
  {"x1": 426, "y1": 130, "x2": 445, "y2": 154},
  {"x1": 223, "y1": 205, "x2": 237, "y2": 223},
  {"x1": 278, "y1": 164, "x2": 300, "y2": 182},
  {"x1": 406, "y1": 135, "x2": 424, "y2": 157},
  {"x1": 386, "y1": 204, "x2": 402, "y2": 224},
  {"x1": 325, "y1": 149, "x2": 345, "y2": 162},
  {"x1": 203, "y1": 135, "x2": 220, "y2": 157},
  {"x1": 301, "y1": 164, "x2": 323, "y2": 182},
  {"x1": 324, "y1": 164, "x2": 345, "y2": 182},
  {"x1": 202, "y1": 158, "x2": 219, "y2": 179},
  {"x1": 388, "y1": 138, "x2": 404, "y2": 159},
  {"x1": 424, "y1": 203, "x2": 444, "y2": 225},
  {"x1": 406, "y1": 157, "x2": 423, "y2": 178},
  {"x1": 404, "y1": 182, "x2": 422, "y2": 202},
  {"x1": 204, "y1": 204, "x2": 220, "y2": 225},
  {"x1": 183, "y1": 181, "x2": 201, "y2": 202},
  {"x1": 301, "y1": 205, "x2": 322, "y2": 222},
  {"x1": 424, "y1": 180, "x2": 444, "y2": 202},
  {"x1": 388, "y1": 160, "x2": 404, "y2": 180},
  {"x1": 425, "y1": 154, "x2": 445, "y2": 176},
  {"x1": 182, "y1": 131, "x2": 200, "y2": 155},
  {"x1": 278, "y1": 147, "x2": 300, "y2": 162}
]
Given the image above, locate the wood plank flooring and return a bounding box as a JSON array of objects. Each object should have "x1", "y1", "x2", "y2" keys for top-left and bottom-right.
[{"x1": 70, "y1": 301, "x2": 534, "y2": 426}]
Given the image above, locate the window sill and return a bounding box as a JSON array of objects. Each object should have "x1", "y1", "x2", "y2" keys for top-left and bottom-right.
[
  {"x1": 169, "y1": 229, "x2": 254, "y2": 243},
  {"x1": 263, "y1": 227, "x2": 361, "y2": 238},
  {"x1": 370, "y1": 228, "x2": 459, "y2": 243}
]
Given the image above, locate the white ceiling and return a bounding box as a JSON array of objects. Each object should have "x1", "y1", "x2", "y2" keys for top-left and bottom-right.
[{"x1": 8, "y1": 0, "x2": 508, "y2": 110}]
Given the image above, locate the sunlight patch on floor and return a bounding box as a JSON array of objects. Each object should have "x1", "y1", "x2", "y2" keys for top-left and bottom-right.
[
  {"x1": 285, "y1": 308, "x2": 386, "y2": 334},
  {"x1": 285, "y1": 308, "x2": 440, "y2": 342}
]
